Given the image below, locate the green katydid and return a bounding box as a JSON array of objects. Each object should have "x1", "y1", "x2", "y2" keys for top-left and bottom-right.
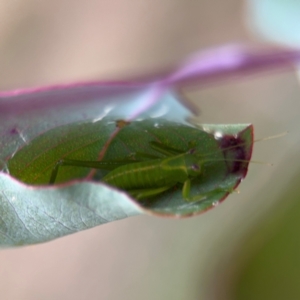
[
  {"x1": 49, "y1": 136, "x2": 251, "y2": 202},
  {"x1": 49, "y1": 141, "x2": 209, "y2": 201}
]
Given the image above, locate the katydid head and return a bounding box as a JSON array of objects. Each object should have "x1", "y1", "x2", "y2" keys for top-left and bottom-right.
[
  {"x1": 192, "y1": 132, "x2": 286, "y2": 174},
  {"x1": 184, "y1": 153, "x2": 202, "y2": 177}
]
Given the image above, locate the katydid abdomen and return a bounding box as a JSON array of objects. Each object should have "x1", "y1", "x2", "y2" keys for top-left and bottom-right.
[{"x1": 102, "y1": 153, "x2": 201, "y2": 191}]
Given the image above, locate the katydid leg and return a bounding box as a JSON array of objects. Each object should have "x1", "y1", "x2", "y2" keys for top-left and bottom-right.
[
  {"x1": 182, "y1": 179, "x2": 206, "y2": 202},
  {"x1": 128, "y1": 185, "x2": 174, "y2": 200},
  {"x1": 50, "y1": 158, "x2": 137, "y2": 184},
  {"x1": 149, "y1": 141, "x2": 185, "y2": 156},
  {"x1": 130, "y1": 141, "x2": 186, "y2": 160},
  {"x1": 182, "y1": 179, "x2": 234, "y2": 202}
]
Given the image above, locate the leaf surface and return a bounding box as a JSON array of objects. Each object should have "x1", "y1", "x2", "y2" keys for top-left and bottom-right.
[{"x1": 0, "y1": 119, "x2": 253, "y2": 246}]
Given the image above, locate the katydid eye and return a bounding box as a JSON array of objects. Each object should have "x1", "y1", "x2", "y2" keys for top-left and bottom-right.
[
  {"x1": 192, "y1": 164, "x2": 200, "y2": 171},
  {"x1": 189, "y1": 149, "x2": 196, "y2": 154}
]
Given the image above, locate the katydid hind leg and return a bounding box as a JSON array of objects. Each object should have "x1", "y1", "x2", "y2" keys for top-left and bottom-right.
[
  {"x1": 128, "y1": 185, "x2": 174, "y2": 200},
  {"x1": 48, "y1": 140, "x2": 180, "y2": 185},
  {"x1": 50, "y1": 158, "x2": 102, "y2": 184},
  {"x1": 49, "y1": 157, "x2": 138, "y2": 184}
]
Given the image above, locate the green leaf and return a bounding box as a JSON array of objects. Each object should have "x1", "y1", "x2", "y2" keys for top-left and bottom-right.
[
  {"x1": 1, "y1": 119, "x2": 253, "y2": 246},
  {"x1": 0, "y1": 174, "x2": 142, "y2": 246}
]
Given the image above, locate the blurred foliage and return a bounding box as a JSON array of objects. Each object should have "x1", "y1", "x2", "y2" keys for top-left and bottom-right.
[{"x1": 234, "y1": 167, "x2": 300, "y2": 299}]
